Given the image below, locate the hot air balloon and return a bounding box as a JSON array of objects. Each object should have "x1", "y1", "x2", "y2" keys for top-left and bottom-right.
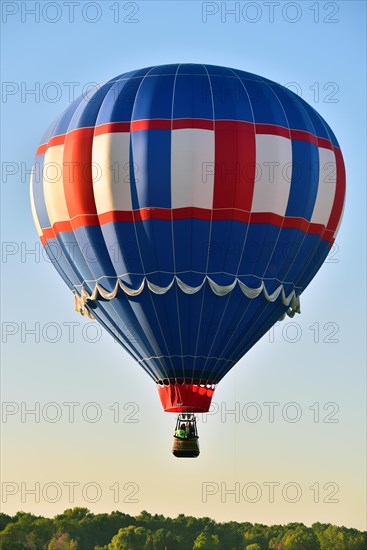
[{"x1": 30, "y1": 64, "x2": 345, "y2": 457}]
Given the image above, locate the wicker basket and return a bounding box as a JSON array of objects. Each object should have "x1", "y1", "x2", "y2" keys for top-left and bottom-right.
[{"x1": 172, "y1": 436, "x2": 200, "y2": 458}]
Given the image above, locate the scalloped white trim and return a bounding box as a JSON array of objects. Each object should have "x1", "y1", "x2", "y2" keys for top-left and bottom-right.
[{"x1": 74, "y1": 276, "x2": 301, "y2": 320}]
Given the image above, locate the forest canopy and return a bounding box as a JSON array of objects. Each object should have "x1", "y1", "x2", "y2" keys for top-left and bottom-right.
[{"x1": 0, "y1": 508, "x2": 365, "y2": 549}]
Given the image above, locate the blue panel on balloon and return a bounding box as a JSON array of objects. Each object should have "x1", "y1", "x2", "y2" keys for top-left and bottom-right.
[
  {"x1": 282, "y1": 232, "x2": 323, "y2": 287},
  {"x1": 272, "y1": 85, "x2": 315, "y2": 133},
  {"x1": 51, "y1": 96, "x2": 86, "y2": 137},
  {"x1": 210, "y1": 74, "x2": 253, "y2": 122},
  {"x1": 149, "y1": 64, "x2": 180, "y2": 76},
  {"x1": 133, "y1": 75, "x2": 175, "y2": 120},
  {"x1": 73, "y1": 226, "x2": 117, "y2": 289},
  {"x1": 230, "y1": 300, "x2": 287, "y2": 367},
  {"x1": 133, "y1": 219, "x2": 174, "y2": 286},
  {"x1": 97, "y1": 78, "x2": 143, "y2": 124},
  {"x1": 173, "y1": 219, "x2": 211, "y2": 285},
  {"x1": 99, "y1": 222, "x2": 144, "y2": 287},
  {"x1": 238, "y1": 223, "x2": 281, "y2": 278},
  {"x1": 178, "y1": 64, "x2": 207, "y2": 75},
  {"x1": 177, "y1": 286, "x2": 209, "y2": 357},
  {"x1": 262, "y1": 227, "x2": 309, "y2": 292},
  {"x1": 244, "y1": 82, "x2": 288, "y2": 126},
  {"x1": 285, "y1": 140, "x2": 319, "y2": 219},
  {"x1": 45, "y1": 238, "x2": 80, "y2": 288},
  {"x1": 68, "y1": 81, "x2": 115, "y2": 131},
  {"x1": 55, "y1": 232, "x2": 96, "y2": 294},
  {"x1": 130, "y1": 130, "x2": 171, "y2": 209},
  {"x1": 173, "y1": 74, "x2": 213, "y2": 120},
  {"x1": 207, "y1": 220, "x2": 248, "y2": 284}
]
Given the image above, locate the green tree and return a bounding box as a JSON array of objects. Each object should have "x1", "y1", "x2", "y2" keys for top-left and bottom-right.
[
  {"x1": 0, "y1": 510, "x2": 366, "y2": 550},
  {"x1": 193, "y1": 529, "x2": 220, "y2": 550},
  {"x1": 0, "y1": 513, "x2": 14, "y2": 531},
  {"x1": 266, "y1": 525, "x2": 285, "y2": 546},
  {"x1": 242, "y1": 523, "x2": 268, "y2": 549},
  {"x1": 105, "y1": 526, "x2": 148, "y2": 550},
  {"x1": 48, "y1": 532, "x2": 78, "y2": 549},
  {"x1": 144, "y1": 528, "x2": 183, "y2": 550},
  {"x1": 135, "y1": 511, "x2": 153, "y2": 525},
  {"x1": 145, "y1": 528, "x2": 163, "y2": 550},
  {"x1": 55, "y1": 508, "x2": 93, "y2": 521},
  {"x1": 313, "y1": 524, "x2": 367, "y2": 550},
  {"x1": 0, "y1": 521, "x2": 29, "y2": 550},
  {"x1": 0, "y1": 512, "x2": 47, "y2": 550},
  {"x1": 282, "y1": 525, "x2": 320, "y2": 550},
  {"x1": 269, "y1": 538, "x2": 284, "y2": 550},
  {"x1": 213, "y1": 521, "x2": 244, "y2": 550}
]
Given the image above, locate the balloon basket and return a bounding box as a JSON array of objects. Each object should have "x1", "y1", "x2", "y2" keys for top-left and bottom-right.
[{"x1": 172, "y1": 413, "x2": 200, "y2": 458}]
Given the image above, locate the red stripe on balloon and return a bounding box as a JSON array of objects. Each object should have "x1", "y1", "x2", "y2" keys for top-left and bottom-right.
[
  {"x1": 36, "y1": 144, "x2": 48, "y2": 156},
  {"x1": 131, "y1": 119, "x2": 172, "y2": 131},
  {"x1": 36, "y1": 134, "x2": 66, "y2": 156},
  {"x1": 98, "y1": 211, "x2": 134, "y2": 224},
  {"x1": 35, "y1": 120, "x2": 339, "y2": 156},
  {"x1": 94, "y1": 122, "x2": 130, "y2": 135},
  {"x1": 326, "y1": 147, "x2": 346, "y2": 233},
  {"x1": 213, "y1": 120, "x2": 256, "y2": 211},
  {"x1": 39, "y1": 208, "x2": 336, "y2": 245},
  {"x1": 290, "y1": 129, "x2": 319, "y2": 147},
  {"x1": 316, "y1": 136, "x2": 334, "y2": 151},
  {"x1": 133, "y1": 208, "x2": 172, "y2": 222},
  {"x1": 63, "y1": 127, "x2": 97, "y2": 221},
  {"x1": 172, "y1": 207, "x2": 212, "y2": 221}
]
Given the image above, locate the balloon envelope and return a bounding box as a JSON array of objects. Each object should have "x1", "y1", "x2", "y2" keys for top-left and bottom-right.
[{"x1": 30, "y1": 64, "x2": 345, "y2": 412}]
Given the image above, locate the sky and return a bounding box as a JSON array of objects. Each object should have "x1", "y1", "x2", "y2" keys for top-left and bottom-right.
[{"x1": 1, "y1": 0, "x2": 366, "y2": 532}]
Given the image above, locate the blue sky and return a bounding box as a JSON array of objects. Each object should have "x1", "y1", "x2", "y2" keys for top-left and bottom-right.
[{"x1": 1, "y1": 0, "x2": 366, "y2": 530}]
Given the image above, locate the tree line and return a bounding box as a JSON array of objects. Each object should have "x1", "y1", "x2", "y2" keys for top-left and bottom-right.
[{"x1": 0, "y1": 508, "x2": 365, "y2": 549}]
